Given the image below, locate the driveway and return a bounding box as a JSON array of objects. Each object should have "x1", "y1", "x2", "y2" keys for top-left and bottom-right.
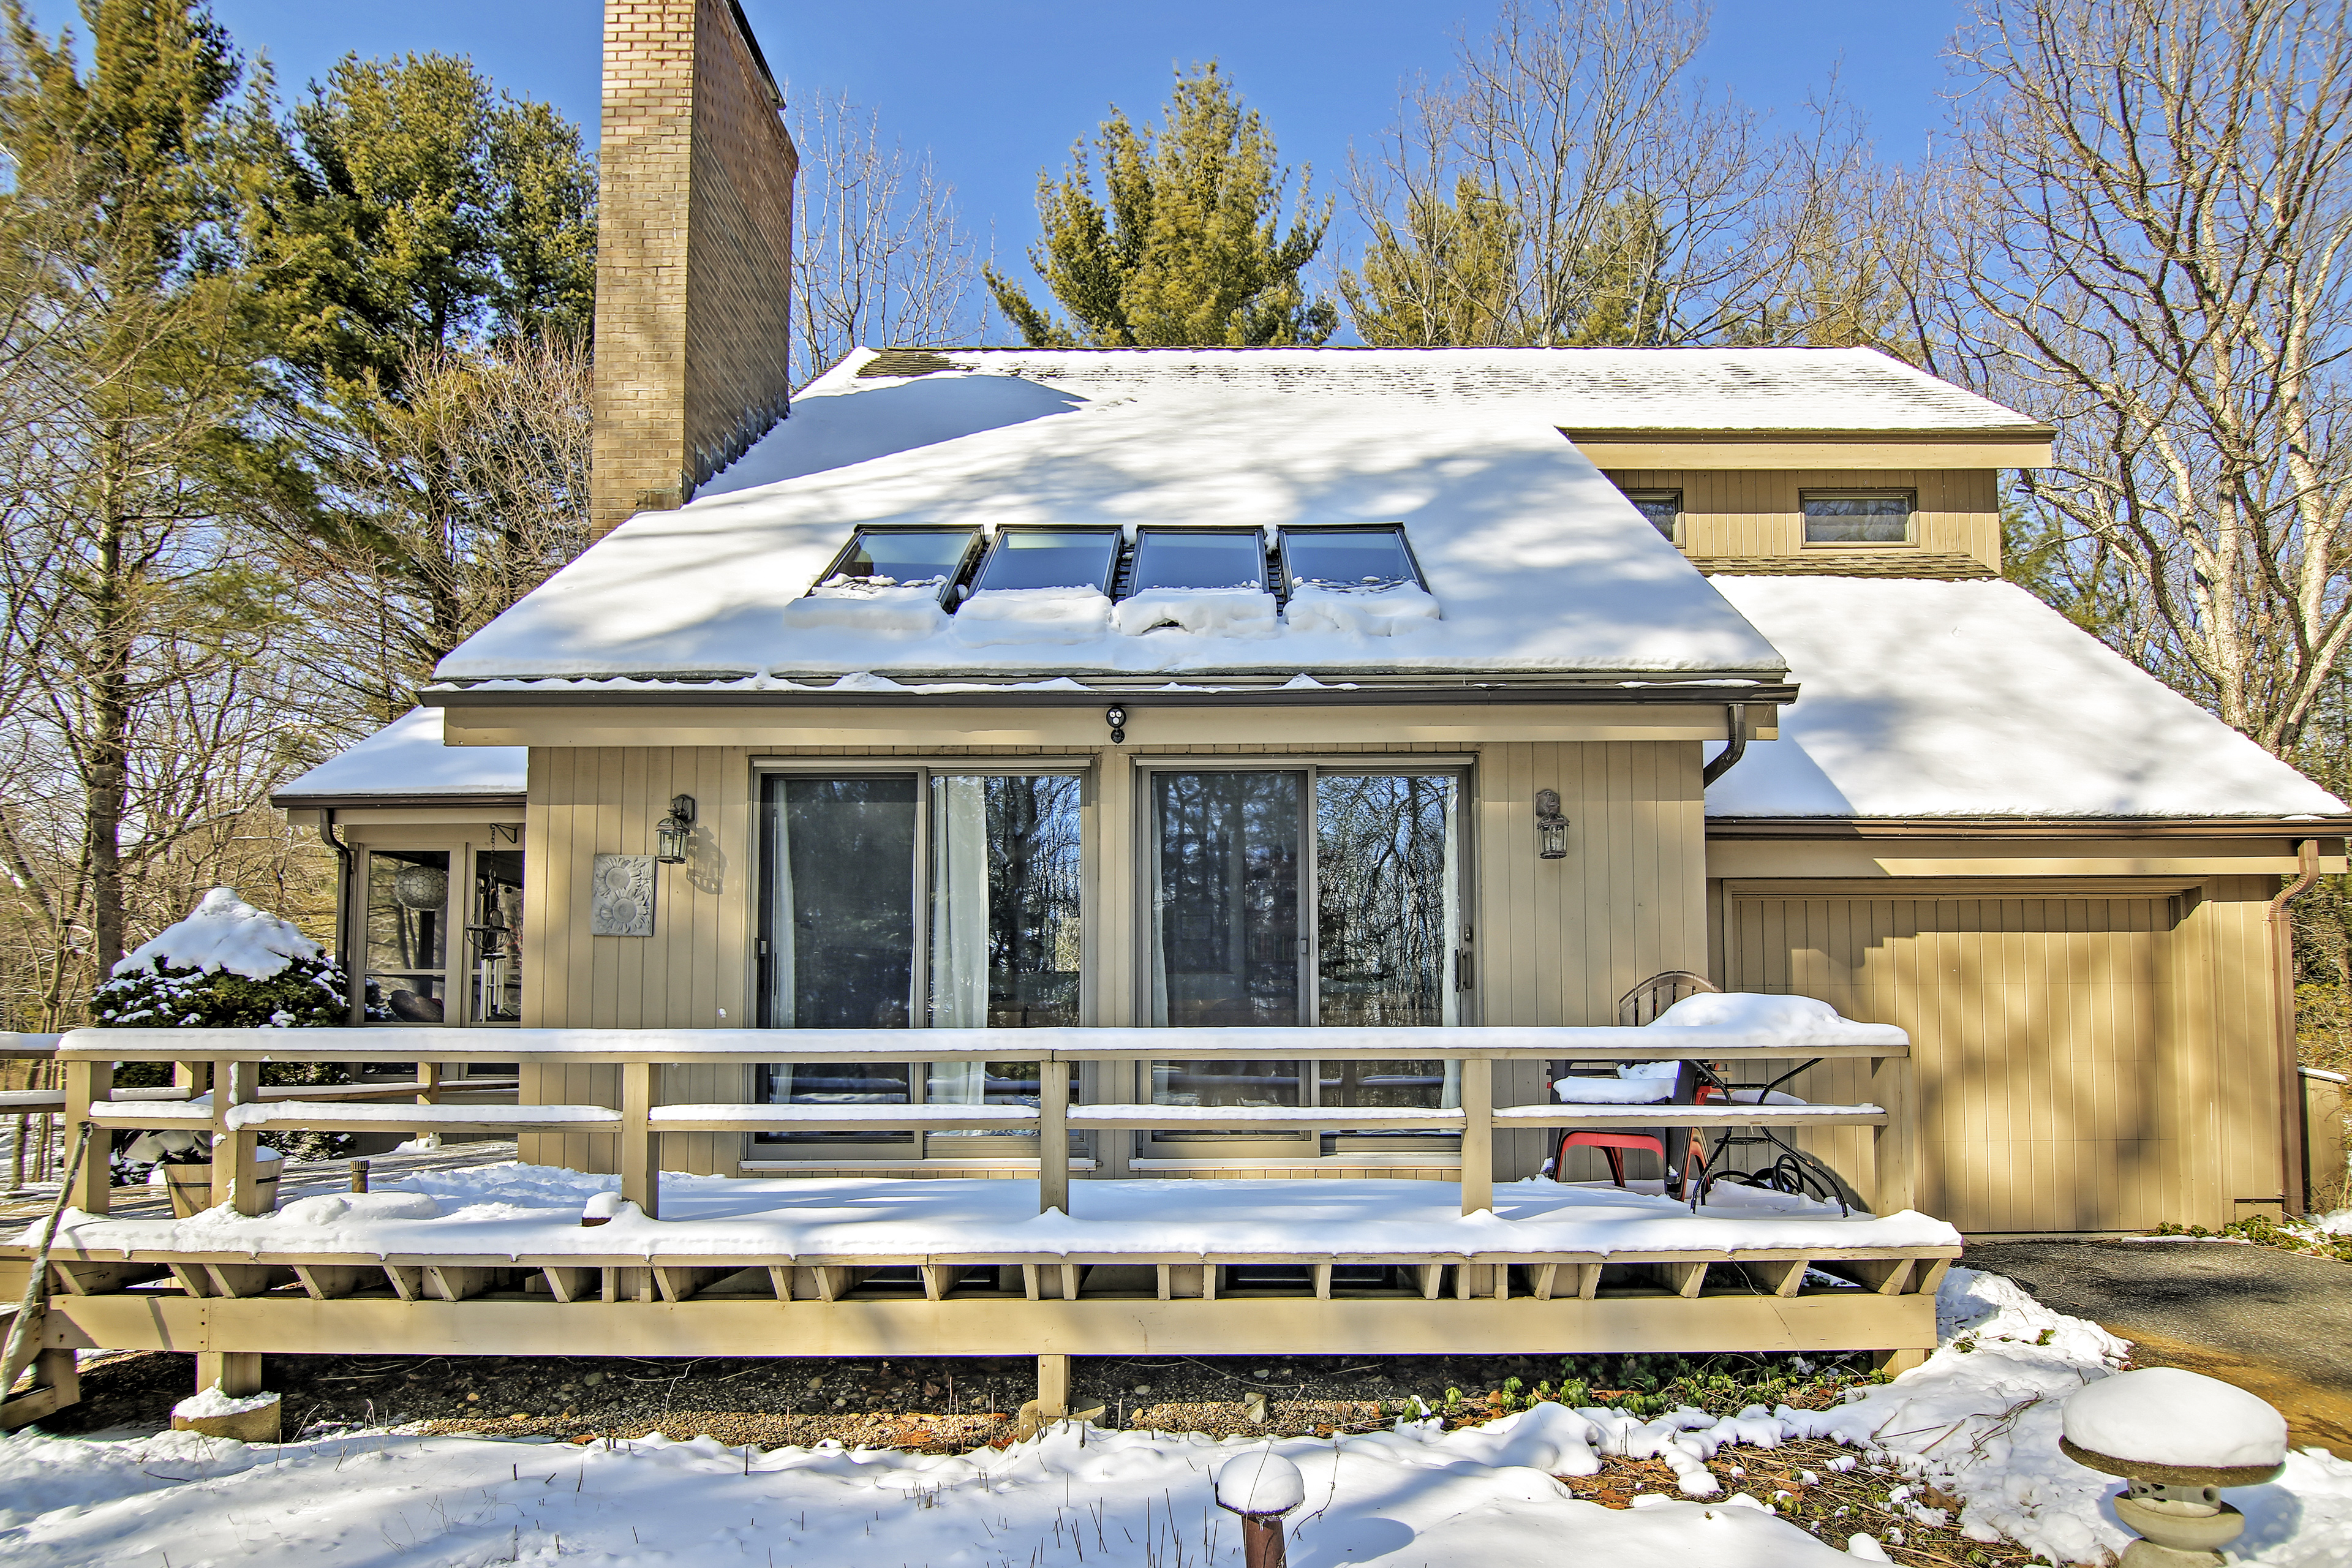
[{"x1": 1965, "y1": 1237, "x2": 2352, "y2": 1453}]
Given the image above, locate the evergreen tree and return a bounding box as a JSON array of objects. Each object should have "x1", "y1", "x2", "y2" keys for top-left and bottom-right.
[
  {"x1": 1340, "y1": 176, "x2": 1519, "y2": 347},
  {"x1": 0, "y1": 0, "x2": 292, "y2": 981},
  {"x1": 244, "y1": 51, "x2": 595, "y2": 393},
  {"x1": 986, "y1": 64, "x2": 1335, "y2": 348}
]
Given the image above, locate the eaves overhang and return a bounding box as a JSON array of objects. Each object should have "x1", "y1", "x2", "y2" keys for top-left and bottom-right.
[
  {"x1": 271, "y1": 791, "x2": 527, "y2": 812},
  {"x1": 423, "y1": 678, "x2": 1799, "y2": 710},
  {"x1": 1706, "y1": 815, "x2": 2352, "y2": 840}
]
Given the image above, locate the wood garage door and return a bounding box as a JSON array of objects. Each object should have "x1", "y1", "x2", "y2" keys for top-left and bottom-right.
[{"x1": 1726, "y1": 893, "x2": 2182, "y2": 1235}]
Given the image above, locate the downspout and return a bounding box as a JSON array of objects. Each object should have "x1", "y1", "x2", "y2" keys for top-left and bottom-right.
[
  {"x1": 2267, "y1": 837, "x2": 2323, "y2": 1218},
  {"x1": 1701, "y1": 703, "x2": 1749, "y2": 787},
  {"x1": 319, "y1": 810, "x2": 362, "y2": 1027}
]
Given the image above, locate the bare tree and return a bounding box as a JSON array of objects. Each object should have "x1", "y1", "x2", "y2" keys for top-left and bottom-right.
[
  {"x1": 1344, "y1": 0, "x2": 1930, "y2": 352},
  {"x1": 268, "y1": 332, "x2": 594, "y2": 729},
  {"x1": 1937, "y1": 0, "x2": 2352, "y2": 756},
  {"x1": 790, "y1": 89, "x2": 974, "y2": 377}
]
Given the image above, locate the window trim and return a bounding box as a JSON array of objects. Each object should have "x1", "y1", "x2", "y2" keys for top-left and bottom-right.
[
  {"x1": 1618, "y1": 488, "x2": 1684, "y2": 546},
  {"x1": 1800, "y1": 488, "x2": 1918, "y2": 549}
]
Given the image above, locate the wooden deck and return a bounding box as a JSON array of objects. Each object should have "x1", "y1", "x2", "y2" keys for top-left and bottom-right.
[{"x1": 6, "y1": 1022, "x2": 1939, "y2": 1427}]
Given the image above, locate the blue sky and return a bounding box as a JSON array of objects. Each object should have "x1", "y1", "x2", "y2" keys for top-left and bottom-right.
[{"x1": 184, "y1": 0, "x2": 1964, "y2": 329}]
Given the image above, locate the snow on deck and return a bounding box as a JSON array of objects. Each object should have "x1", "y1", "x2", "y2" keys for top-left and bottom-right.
[
  {"x1": 1706, "y1": 578, "x2": 2348, "y2": 818},
  {"x1": 432, "y1": 382, "x2": 1786, "y2": 682},
  {"x1": 28, "y1": 1164, "x2": 1961, "y2": 1261}
]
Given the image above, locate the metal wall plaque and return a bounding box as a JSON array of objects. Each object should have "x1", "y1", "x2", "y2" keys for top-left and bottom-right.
[{"x1": 590, "y1": 854, "x2": 655, "y2": 937}]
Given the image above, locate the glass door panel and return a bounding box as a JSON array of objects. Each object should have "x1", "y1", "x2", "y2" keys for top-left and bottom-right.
[
  {"x1": 1149, "y1": 771, "x2": 1306, "y2": 1148},
  {"x1": 366, "y1": 849, "x2": 450, "y2": 1024},
  {"x1": 467, "y1": 848, "x2": 525, "y2": 1026},
  {"x1": 1314, "y1": 773, "x2": 1458, "y2": 1028},
  {"x1": 928, "y1": 775, "x2": 1082, "y2": 1028},
  {"x1": 755, "y1": 775, "x2": 918, "y2": 1150}
]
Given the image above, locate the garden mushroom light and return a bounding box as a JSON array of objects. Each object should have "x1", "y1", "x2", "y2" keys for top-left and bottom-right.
[
  {"x1": 2059, "y1": 1367, "x2": 2287, "y2": 1567},
  {"x1": 1215, "y1": 1450, "x2": 1305, "y2": 1568}
]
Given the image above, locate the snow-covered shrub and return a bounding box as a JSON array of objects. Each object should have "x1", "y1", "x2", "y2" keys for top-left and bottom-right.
[
  {"x1": 91, "y1": 888, "x2": 385, "y2": 1166},
  {"x1": 91, "y1": 888, "x2": 364, "y2": 1029}
]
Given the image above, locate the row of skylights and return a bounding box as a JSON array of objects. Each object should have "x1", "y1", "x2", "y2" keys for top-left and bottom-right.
[{"x1": 813, "y1": 525, "x2": 1427, "y2": 608}]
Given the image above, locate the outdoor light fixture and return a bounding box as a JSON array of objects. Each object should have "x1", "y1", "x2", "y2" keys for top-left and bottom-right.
[
  {"x1": 655, "y1": 794, "x2": 697, "y2": 864},
  {"x1": 1535, "y1": 788, "x2": 1569, "y2": 860},
  {"x1": 1106, "y1": 705, "x2": 1128, "y2": 744}
]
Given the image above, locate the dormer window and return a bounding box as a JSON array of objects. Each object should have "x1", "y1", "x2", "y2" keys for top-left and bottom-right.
[
  {"x1": 1803, "y1": 491, "x2": 1914, "y2": 546},
  {"x1": 1129, "y1": 528, "x2": 1268, "y2": 593},
  {"x1": 972, "y1": 527, "x2": 1122, "y2": 594},
  {"x1": 815, "y1": 526, "x2": 979, "y2": 605},
  {"x1": 1277, "y1": 526, "x2": 1425, "y2": 594}
]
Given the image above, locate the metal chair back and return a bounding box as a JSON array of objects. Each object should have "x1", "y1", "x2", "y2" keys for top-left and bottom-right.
[{"x1": 1615, "y1": 970, "x2": 1722, "y2": 1027}]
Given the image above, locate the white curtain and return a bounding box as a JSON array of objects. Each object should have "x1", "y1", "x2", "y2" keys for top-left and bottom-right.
[{"x1": 929, "y1": 775, "x2": 991, "y2": 1031}]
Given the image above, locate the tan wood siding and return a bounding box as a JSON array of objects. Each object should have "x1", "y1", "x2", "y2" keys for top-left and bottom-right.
[
  {"x1": 518, "y1": 739, "x2": 1712, "y2": 1180},
  {"x1": 1604, "y1": 469, "x2": 2000, "y2": 570},
  {"x1": 1721, "y1": 884, "x2": 2282, "y2": 1234}
]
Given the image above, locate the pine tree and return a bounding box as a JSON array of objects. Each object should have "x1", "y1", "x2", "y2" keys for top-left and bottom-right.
[
  {"x1": 244, "y1": 51, "x2": 595, "y2": 393},
  {"x1": 0, "y1": 0, "x2": 289, "y2": 981},
  {"x1": 985, "y1": 64, "x2": 1335, "y2": 348}
]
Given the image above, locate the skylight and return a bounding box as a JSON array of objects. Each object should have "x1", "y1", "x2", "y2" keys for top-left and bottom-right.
[
  {"x1": 1129, "y1": 529, "x2": 1267, "y2": 592},
  {"x1": 973, "y1": 527, "x2": 1122, "y2": 594},
  {"x1": 818, "y1": 527, "x2": 978, "y2": 593},
  {"x1": 1280, "y1": 527, "x2": 1424, "y2": 592}
]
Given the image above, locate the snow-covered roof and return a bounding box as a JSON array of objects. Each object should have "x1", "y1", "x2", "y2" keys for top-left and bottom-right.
[
  {"x1": 272, "y1": 706, "x2": 526, "y2": 805},
  {"x1": 819, "y1": 345, "x2": 2045, "y2": 434},
  {"x1": 432, "y1": 363, "x2": 1789, "y2": 683},
  {"x1": 1705, "y1": 578, "x2": 2347, "y2": 819}
]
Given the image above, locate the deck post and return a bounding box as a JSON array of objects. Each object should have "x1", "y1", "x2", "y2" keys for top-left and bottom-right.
[
  {"x1": 196, "y1": 1351, "x2": 263, "y2": 1397},
  {"x1": 173, "y1": 1060, "x2": 209, "y2": 1095},
  {"x1": 61, "y1": 1058, "x2": 111, "y2": 1215},
  {"x1": 1036, "y1": 1352, "x2": 1069, "y2": 1419},
  {"x1": 1459, "y1": 1055, "x2": 1493, "y2": 1215},
  {"x1": 412, "y1": 1061, "x2": 444, "y2": 1150},
  {"x1": 1038, "y1": 1055, "x2": 1069, "y2": 1214},
  {"x1": 1868, "y1": 1050, "x2": 1917, "y2": 1217},
  {"x1": 213, "y1": 1060, "x2": 268, "y2": 1215},
  {"x1": 620, "y1": 1061, "x2": 658, "y2": 1218}
]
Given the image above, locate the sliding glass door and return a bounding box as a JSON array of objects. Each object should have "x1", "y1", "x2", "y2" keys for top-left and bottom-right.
[
  {"x1": 753, "y1": 769, "x2": 1083, "y2": 1158},
  {"x1": 1144, "y1": 766, "x2": 1467, "y2": 1158}
]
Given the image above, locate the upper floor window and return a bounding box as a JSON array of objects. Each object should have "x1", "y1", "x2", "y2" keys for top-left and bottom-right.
[
  {"x1": 816, "y1": 526, "x2": 979, "y2": 602},
  {"x1": 1130, "y1": 527, "x2": 1268, "y2": 592},
  {"x1": 1621, "y1": 490, "x2": 1683, "y2": 544},
  {"x1": 1803, "y1": 491, "x2": 1914, "y2": 546},
  {"x1": 971, "y1": 527, "x2": 1122, "y2": 594},
  {"x1": 1278, "y1": 526, "x2": 1425, "y2": 594}
]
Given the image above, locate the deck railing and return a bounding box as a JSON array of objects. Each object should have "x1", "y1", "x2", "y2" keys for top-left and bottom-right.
[{"x1": 54, "y1": 1023, "x2": 1916, "y2": 1220}]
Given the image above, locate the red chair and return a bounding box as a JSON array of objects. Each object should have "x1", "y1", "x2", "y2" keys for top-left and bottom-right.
[{"x1": 1551, "y1": 1064, "x2": 1727, "y2": 1199}]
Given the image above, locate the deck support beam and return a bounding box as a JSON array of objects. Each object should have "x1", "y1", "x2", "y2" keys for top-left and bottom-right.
[
  {"x1": 1038, "y1": 1063, "x2": 1069, "y2": 1215},
  {"x1": 61, "y1": 1060, "x2": 111, "y2": 1216},
  {"x1": 1459, "y1": 1057, "x2": 1493, "y2": 1215},
  {"x1": 619, "y1": 1063, "x2": 658, "y2": 1218},
  {"x1": 1036, "y1": 1352, "x2": 1069, "y2": 1418},
  {"x1": 197, "y1": 1351, "x2": 263, "y2": 1397}
]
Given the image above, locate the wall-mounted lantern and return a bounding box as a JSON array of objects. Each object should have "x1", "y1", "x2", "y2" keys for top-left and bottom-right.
[
  {"x1": 655, "y1": 794, "x2": 697, "y2": 864},
  {"x1": 1535, "y1": 788, "x2": 1569, "y2": 860}
]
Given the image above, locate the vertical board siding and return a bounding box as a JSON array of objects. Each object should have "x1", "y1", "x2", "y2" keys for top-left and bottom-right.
[
  {"x1": 518, "y1": 739, "x2": 1711, "y2": 1182},
  {"x1": 1724, "y1": 886, "x2": 2281, "y2": 1234},
  {"x1": 1604, "y1": 469, "x2": 2000, "y2": 568}
]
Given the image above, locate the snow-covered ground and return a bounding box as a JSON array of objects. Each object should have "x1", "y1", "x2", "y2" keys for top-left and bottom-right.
[{"x1": 4, "y1": 1267, "x2": 2348, "y2": 1567}]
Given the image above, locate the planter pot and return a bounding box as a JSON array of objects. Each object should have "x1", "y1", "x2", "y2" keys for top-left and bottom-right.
[{"x1": 161, "y1": 1163, "x2": 280, "y2": 1218}]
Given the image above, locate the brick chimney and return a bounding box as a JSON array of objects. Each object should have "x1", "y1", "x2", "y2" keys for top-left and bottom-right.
[{"x1": 591, "y1": 0, "x2": 798, "y2": 538}]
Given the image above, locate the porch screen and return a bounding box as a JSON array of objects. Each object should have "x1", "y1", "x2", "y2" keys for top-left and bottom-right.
[{"x1": 1146, "y1": 769, "x2": 1463, "y2": 1144}]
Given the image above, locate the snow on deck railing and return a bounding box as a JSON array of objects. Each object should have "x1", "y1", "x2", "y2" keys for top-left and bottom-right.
[{"x1": 51, "y1": 1016, "x2": 1917, "y2": 1224}]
